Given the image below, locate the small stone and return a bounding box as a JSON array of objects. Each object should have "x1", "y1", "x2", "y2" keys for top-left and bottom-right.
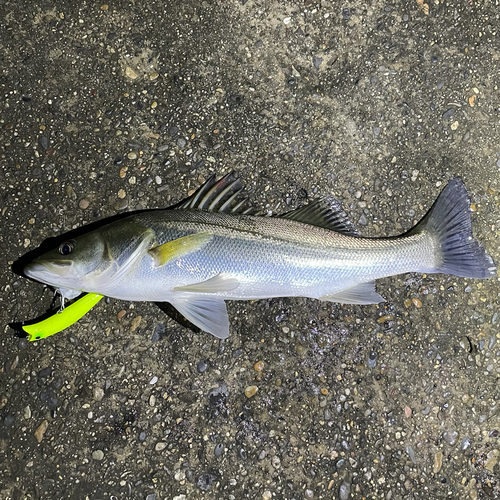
[
  {"x1": 262, "y1": 491, "x2": 272, "y2": 500},
  {"x1": 117, "y1": 189, "x2": 126, "y2": 199},
  {"x1": 151, "y1": 323, "x2": 165, "y2": 342},
  {"x1": 450, "y1": 120, "x2": 459, "y2": 130},
  {"x1": 114, "y1": 198, "x2": 128, "y2": 210},
  {"x1": 125, "y1": 66, "x2": 138, "y2": 79},
  {"x1": 145, "y1": 495, "x2": 156, "y2": 500},
  {"x1": 461, "y1": 437, "x2": 471, "y2": 450},
  {"x1": 174, "y1": 469, "x2": 186, "y2": 481},
  {"x1": 254, "y1": 361, "x2": 264, "y2": 371},
  {"x1": 149, "y1": 395, "x2": 156, "y2": 407},
  {"x1": 149, "y1": 72, "x2": 159, "y2": 81},
  {"x1": 196, "y1": 474, "x2": 216, "y2": 491},
  {"x1": 34, "y1": 420, "x2": 48, "y2": 443},
  {"x1": 412, "y1": 297, "x2": 422, "y2": 308},
  {"x1": 485, "y1": 449, "x2": 499, "y2": 472},
  {"x1": 127, "y1": 151, "x2": 138, "y2": 160},
  {"x1": 433, "y1": 451, "x2": 443, "y2": 473},
  {"x1": 150, "y1": 376, "x2": 158, "y2": 385},
  {"x1": 93, "y1": 387, "x2": 105, "y2": 401},
  {"x1": 130, "y1": 315, "x2": 142, "y2": 332},
  {"x1": 92, "y1": 449, "x2": 104, "y2": 461},
  {"x1": 119, "y1": 166, "x2": 128, "y2": 178},
  {"x1": 66, "y1": 185, "x2": 77, "y2": 200},
  {"x1": 139, "y1": 431, "x2": 146, "y2": 441},
  {"x1": 197, "y1": 359, "x2": 208, "y2": 373},
  {"x1": 404, "y1": 405, "x2": 412, "y2": 418},
  {"x1": 214, "y1": 443, "x2": 224, "y2": 456},
  {"x1": 368, "y1": 351, "x2": 378, "y2": 368},
  {"x1": 245, "y1": 386, "x2": 258, "y2": 398},
  {"x1": 377, "y1": 314, "x2": 393, "y2": 324},
  {"x1": 117, "y1": 310, "x2": 126, "y2": 321},
  {"x1": 24, "y1": 406, "x2": 31, "y2": 419},
  {"x1": 79, "y1": 199, "x2": 90, "y2": 210},
  {"x1": 442, "y1": 108, "x2": 455, "y2": 120},
  {"x1": 155, "y1": 442, "x2": 167, "y2": 451},
  {"x1": 312, "y1": 56, "x2": 323, "y2": 70},
  {"x1": 339, "y1": 481, "x2": 351, "y2": 500},
  {"x1": 442, "y1": 430, "x2": 458, "y2": 445}
]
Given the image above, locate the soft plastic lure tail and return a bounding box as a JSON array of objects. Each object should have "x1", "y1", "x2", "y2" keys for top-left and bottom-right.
[{"x1": 22, "y1": 293, "x2": 103, "y2": 341}]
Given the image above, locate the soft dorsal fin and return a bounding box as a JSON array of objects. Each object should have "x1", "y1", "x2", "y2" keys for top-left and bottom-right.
[
  {"x1": 280, "y1": 197, "x2": 358, "y2": 235},
  {"x1": 174, "y1": 172, "x2": 261, "y2": 215}
]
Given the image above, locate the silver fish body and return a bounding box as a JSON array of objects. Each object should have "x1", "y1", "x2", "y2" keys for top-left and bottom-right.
[{"x1": 23, "y1": 174, "x2": 496, "y2": 338}]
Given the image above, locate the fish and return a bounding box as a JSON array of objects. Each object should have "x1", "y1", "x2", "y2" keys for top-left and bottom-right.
[{"x1": 23, "y1": 173, "x2": 496, "y2": 339}]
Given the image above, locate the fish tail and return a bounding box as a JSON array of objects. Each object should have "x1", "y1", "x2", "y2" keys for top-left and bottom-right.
[{"x1": 412, "y1": 178, "x2": 496, "y2": 279}]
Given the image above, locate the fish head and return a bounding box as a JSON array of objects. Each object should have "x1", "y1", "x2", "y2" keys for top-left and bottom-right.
[{"x1": 24, "y1": 231, "x2": 109, "y2": 294}]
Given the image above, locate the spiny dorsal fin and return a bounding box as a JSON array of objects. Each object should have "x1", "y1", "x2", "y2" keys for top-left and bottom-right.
[
  {"x1": 280, "y1": 197, "x2": 358, "y2": 235},
  {"x1": 175, "y1": 172, "x2": 261, "y2": 215}
]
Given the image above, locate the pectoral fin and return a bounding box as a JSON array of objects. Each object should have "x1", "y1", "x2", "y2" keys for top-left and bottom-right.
[
  {"x1": 320, "y1": 282, "x2": 384, "y2": 305},
  {"x1": 149, "y1": 232, "x2": 213, "y2": 267},
  {"x1": 171, "y1": 297, "x2": 230, "y2": 339},
  {"x1": 174, "y1": 273, "x2": 240, "y2": 293}
]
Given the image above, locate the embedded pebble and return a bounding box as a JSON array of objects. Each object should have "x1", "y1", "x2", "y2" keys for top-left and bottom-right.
[
  {"x1": 114, "y1": 198, "x2": 129, "y2": 210},
  {"x1": 117, "y1": 189, "x2": 126, "y2": 199},
  {"x1": 214, "y1": 443, "x2": 224, "y2": 456},
  {"x1": 442, "y1": 430, "x2": 458, "y2": 445},
  {"x1": 149, "y1": 395, "x2": 156, "y2": 407},
  {"x1": 406, "y1": 445, "x2": 416, "y2": 463},
  {"x1": 411, "y1": 297, "x2": 422, "y2": 308},
  {"x1": 368, "y1": 351, "x2": 378, "y2": 368},
  {"x1": 339, "y1": 481, "x2": 351, "y2": 500},
  {"x1": 92, "y1": 449, "x2": 104, "y2": 461},
  {"x1": 485, "y1": 449, "x2": 499, "y2": 472},
  {"x1": 93, "y1": 387, "x2": 105, "y2": 401},
  {"x1": 197, "y1": 359, "x2": 208, "y2": 373},
  {"x1": 151, "y1": 323, "x2": 165, "y2": 342},
  {"x1": 130, "y1": 315, "x2": 142, "y2": 332},
  {"x1": 262, "y1": 491, "x2": 272, "y2": 500},
  {"x1": 433, "y1": 451, "x2": 443, "y2": 473},
  {"x1": 254, "y1": 361, "x2": 264, "y2": 371},
  {"x1": 174, "y1": 469, "x2": 185, "y2": 481},
  {"x1": 245, "y1": 386, "x2": 258, "y2": 398},
  {"x1": 125, "y1": 67, "x2": 138, "y2": 79},
  {"x1": 79, "y1": 199, "x2": 90, "y2": 210},
  {"x1": 377, "y1": 314, "x2": 393, "y2": 324},
  {"x1": 34, "y1": 420, "x2": 48, "y2": 443},
  {"x1": 461, "y1": 437, "x2": 471, "y2": 450},
  {"x1": 155, "y1": 442, "x2": 167, "y2": 451},
  {"x1": 127, "y1": 151, "x2": 138, "y2": 160}
]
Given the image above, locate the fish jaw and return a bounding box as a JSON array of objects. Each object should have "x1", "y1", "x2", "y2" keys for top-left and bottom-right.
[{"x1": 24, "y1": 260, "x2": 83, "y2": 296}]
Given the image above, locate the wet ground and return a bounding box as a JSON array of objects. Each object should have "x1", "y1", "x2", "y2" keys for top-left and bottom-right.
[{"x1": 1, "y1": 1, "x2": 500, "y2": 499}]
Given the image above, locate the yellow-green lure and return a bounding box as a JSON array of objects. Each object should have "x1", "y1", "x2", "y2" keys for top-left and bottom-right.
[{"x1": 22, "y1": 293, "x2": 103, "y2": 341}]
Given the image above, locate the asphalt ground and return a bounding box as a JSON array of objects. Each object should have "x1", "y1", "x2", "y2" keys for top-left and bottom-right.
[{"x1": 1, "y1": 1, "x2": 499, "y2": 499}]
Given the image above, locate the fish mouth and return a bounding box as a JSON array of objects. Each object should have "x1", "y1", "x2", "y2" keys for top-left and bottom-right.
[{"x1": 24, "y1": 260, "x2": 73, "y2": 282}]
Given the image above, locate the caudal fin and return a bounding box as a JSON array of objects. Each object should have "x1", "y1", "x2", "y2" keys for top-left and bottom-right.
[{"x1": 413, "y1": 178, "x2": 496, "y2": 279}]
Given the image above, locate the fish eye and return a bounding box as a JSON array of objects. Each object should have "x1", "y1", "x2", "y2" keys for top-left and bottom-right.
[{"x1": 59, "y1": 242, "x2": 74, "y2": 255}]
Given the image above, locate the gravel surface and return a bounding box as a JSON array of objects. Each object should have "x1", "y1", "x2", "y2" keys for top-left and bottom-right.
[{"x1": 1, "y1": 1, "x2": 500, "y2": 499}]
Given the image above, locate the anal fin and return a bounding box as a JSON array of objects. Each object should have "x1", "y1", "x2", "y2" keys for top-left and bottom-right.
[
  {"x1": 320, "y1": 282, "x2": 384, "y2": 305},
  {"x1": 171, "y1": 297, "x2": 230, "y2": 339}
]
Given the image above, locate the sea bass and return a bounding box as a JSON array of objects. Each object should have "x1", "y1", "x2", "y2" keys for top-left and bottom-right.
[{"x1": 23, "y1": 173, "x2": 496, "y2": 339}]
